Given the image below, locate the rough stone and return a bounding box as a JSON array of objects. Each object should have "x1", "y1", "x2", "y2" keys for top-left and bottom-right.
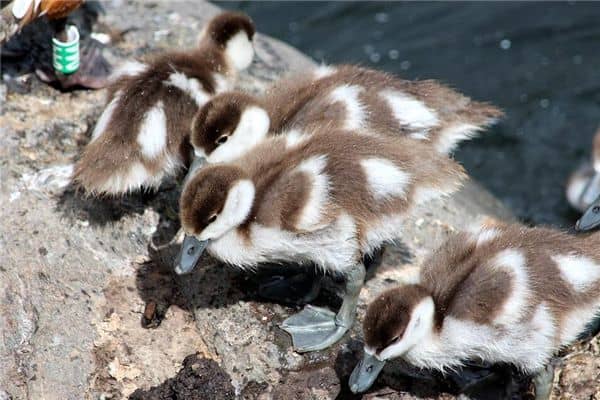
[{"x1": 1, "y1": 1, "x2": 596, "y2": 399}]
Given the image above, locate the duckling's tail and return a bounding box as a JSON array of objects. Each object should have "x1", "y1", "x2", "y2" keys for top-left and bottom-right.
[
  {"x1": 431, "y1": 94, "x2": 503, "y2": 155},
  {"x1": 72, "y1": 137, "x2": 166, "y2": 196}
]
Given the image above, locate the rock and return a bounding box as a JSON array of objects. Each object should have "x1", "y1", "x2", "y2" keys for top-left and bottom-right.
[
  {"x1": 129, "y1": 354, "x2": 235, "y2": 400},
  {"x1": 2, "y1": 1, "x2": 589, "y2": 400}
]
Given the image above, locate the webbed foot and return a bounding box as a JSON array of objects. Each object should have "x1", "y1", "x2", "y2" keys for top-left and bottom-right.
[
  {"x1": 280, "y1": 305, "x2": 348, "y2": 352},
  {"x1": 259, "y1": 273, "x2": 322, "y2": 305}
]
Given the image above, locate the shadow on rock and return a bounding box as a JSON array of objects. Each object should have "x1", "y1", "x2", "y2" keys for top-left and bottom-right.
[{"x1": 55, "y1": 180, "x2": 180, "y2": 226}]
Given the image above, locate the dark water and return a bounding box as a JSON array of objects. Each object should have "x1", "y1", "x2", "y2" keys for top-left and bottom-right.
[{"x1": 217, "y1": 2, "x2": 600, "y2": 228}]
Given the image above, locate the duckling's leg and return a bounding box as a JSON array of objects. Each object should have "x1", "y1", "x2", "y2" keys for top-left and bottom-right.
[
  {"x1": 532, "y1": 364, "x2": 555, "y2": 400},
  {"x1": 281, "y1": 262, "x2": 366, "y2": 352}
]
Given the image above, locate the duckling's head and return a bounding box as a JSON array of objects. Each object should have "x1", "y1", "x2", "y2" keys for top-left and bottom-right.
[
  {"x1": 191, "y1": 92, "x2": 270, "y2": 163},
  {"x1": 176, "y1": 164, "x2": 255, "y2": 274},
  {"x1": 200, "y1": 12, "x2": 255, "y2": 71},
  {"x1": 349, "y1": 285, "x2": 434, "y2": 393}
]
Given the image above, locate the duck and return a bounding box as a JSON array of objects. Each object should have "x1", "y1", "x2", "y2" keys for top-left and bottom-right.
[
  {"x1": 566, "y1": 126, "x2": 600, "y2": 231},
  {"x1": 175, "y1": 127, "x2": 467, "y2": 352},
  {"x1": 72, "y1": 11, "x2": 255, "y2": 195},
  {"x1": 189, "y1": 64, "x2": 502, "y2": 164},
  {"x1": 349, "y1": 222, "x2": 600, "y2": 399}
]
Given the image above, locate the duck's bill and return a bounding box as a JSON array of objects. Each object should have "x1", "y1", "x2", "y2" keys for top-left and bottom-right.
[
  {"x1": 349, "y1": 351, "x2": 386, "y2": 394},
  {"x1": 174, "y1": 235, "x2": 210, "y2": 275},
  {"x1": 576, "y1": 194, "x2": 600, "y2": 232},
  {"x1": 182, "y1": 156, "x2": 206, "y2": 187}
]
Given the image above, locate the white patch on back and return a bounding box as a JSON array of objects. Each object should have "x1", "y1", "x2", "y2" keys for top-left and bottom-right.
[
  {"x1": 361, "y1": 158, "x2": 410, "y2": 201},
  {"x1": 207, "y1": 106, "x2": 270, "y2": 163},
  {"x1": 111, "y1": 60, "x2": 147, "y2": 80},
  {"x1": 165, "y1": 72, "x2": 210, "y2": 106},
  {"x1": 137, "y1": 101, "x2": 167, "y2": 159},
  {"x1": 295, "y1": 155, "x2": 330, "y2": 231},
  {"x1": 490, "y1": 249, "x2": 530, "y2": 326},
  {"x1": 313, "y1": 65, "x2": 337, "y2": 79},
  {"x1": 91, "y1": 91, "x2": 121, "y2": 141},
  {"x1": 380, "y1": 90, "x2": 439, "y2": 136},
  {"x1": 225, "y1": 31, "x2": 254, "y2": 71},
  {"x1": 552, "y1": 254, "x2": 600, "y2": 291},
  {"x1": 434, "y1": 123, "x2": 481, "y2": 155},
  {"x1": 285, "y1": 129, "x2": 309, "y2": 148},
  {"x1": 329, "y1": 85, "x2": 365, "y2": 130}
]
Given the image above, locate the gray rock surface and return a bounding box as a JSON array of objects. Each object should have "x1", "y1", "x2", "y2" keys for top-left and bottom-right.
[{"x1": 8, "y1": 1, "x2": 593, "y2": 400}]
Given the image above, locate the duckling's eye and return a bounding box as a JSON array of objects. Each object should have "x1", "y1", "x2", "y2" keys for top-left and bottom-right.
[
  {"x1": 215, "y1": 135, "x2": 229, "y2": 145},
  {"x1": 207, "y1": 214, "x2": 218, "y2": 224}
]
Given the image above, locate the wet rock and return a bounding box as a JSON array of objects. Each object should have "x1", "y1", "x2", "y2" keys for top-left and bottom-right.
[{"x1": 129, "y1": 354, "x2": 235, "y2": 400}]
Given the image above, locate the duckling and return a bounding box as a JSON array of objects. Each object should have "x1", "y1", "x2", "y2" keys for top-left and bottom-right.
[
  {"x1": 190, "y1": 64, "x2": 502, "y2": 164},
  {"x1": 349, "y1": 223, "x2": 600, "y2": 399},
  {"x1": 72, "y1": 12, "x2": 255, "y2": 195},
  {"x1": 176, "y1": 128, "x2": 466, "y2": 352},
  {"x1": 566, "y1": 126, "x2": 600, "y2": 231}
]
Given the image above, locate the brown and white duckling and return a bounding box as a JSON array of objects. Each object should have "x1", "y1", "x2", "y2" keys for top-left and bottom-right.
[
  {"x1": 189, "y1": 64, "x2": 502, "y2": 164},
  {"x1": 176, "y1": 128, "x2": 466, "y2": 352},
  {"x1": 567, "y1": 126, "x2": 600, "y2": 231},
  {"x1": 349, "y1": 223, "x2": 600, "y2": 398},
  {"x1": 72, "y1": 12, "x2": 255, "y2": 195}
]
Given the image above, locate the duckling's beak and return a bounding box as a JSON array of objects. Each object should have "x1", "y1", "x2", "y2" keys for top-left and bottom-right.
[
  {"x1": 576, "y1": 194, "x2": 600, "y2": 232},
  {"x1": 182, "y1": 156, "x2": 206, "y2": 187},
  {"x1": 174, "y1": 235, "x2": 210, "y2": 275},
  {"x1": 348, "y1": 351, "x2": 386, "y2": 394}
]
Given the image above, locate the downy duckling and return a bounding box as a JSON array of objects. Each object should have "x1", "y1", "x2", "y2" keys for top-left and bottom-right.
[
  {"x1": 176, "y1": 128, "x2": 466, "y2": 352},
  {"x1": 567, "y1": 126, "x2": 600, "y2": 231},
  {"x1": 349, "y1": 223, "x2": 600, "y2": 399},
  {"x1": 189, "y1": 64, "x2": 502, "y2": 164},
  {"x1": 72, "y1": 12, "x2": 255, "y2": 195}
]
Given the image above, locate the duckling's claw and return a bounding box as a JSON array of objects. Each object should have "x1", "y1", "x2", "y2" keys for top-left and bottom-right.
[
  {"x1": 349, "y1": 351, "x2": 386, "y2": 393},
  {"x1": 576, "y1": 194, "x2": 600, "y2": 231},
  {"x1": 258, "y1": 273, "x2": 322, "y2": 305},
  {"x1": 280, "y1": 305, "x2": 348, "y2": 352},
  {"x1": 174, "y1": 235, "x2": 209, "y2": 275}
]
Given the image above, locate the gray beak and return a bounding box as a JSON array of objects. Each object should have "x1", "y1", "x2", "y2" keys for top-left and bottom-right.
[
  {"x1": 576, "y1": 194, "x2": 600, "y2": 232},
  {"x1": 349, "y1": 351, "x2": 386, "y2": 394},
  {"x1": 182, "y1": 156, "x2": 206, "y2": 187},
  {"x1": 174, "y1": 235, "x2": 210, "y2": 275}
]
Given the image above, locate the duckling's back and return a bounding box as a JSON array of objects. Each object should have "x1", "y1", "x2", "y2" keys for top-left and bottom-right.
[{"x1": 234, "y1": 130, "x2": 466, "y2": 244}]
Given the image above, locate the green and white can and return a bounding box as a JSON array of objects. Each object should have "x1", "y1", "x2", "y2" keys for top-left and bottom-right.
[{"x1": 52, "y1": 25, "x2": 80, "y2": 75}]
